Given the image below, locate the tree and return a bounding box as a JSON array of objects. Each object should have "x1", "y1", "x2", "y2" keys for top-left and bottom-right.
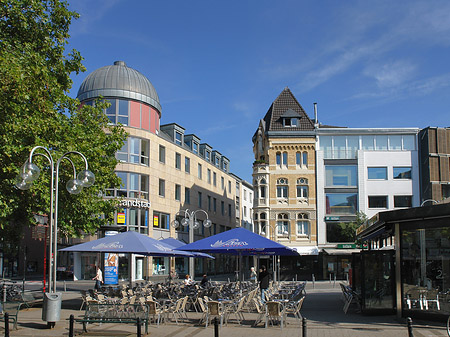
[
  {"x1": 0, "y1": 0, "x2": 127, "y2": 251},
  {"x1": 337, "y1": 211, "x2": 368, "y2": 244}
]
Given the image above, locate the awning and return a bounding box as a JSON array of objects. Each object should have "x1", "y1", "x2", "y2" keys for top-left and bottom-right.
[
  {"x1": 323, "y1": 248, "x2": 361, "y2": 255},
  {"x1": 290, "y1": 246, "x2": 319, "y2": 256}
]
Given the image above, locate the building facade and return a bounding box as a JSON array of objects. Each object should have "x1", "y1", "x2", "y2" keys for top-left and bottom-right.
[
  {"x1": 252, "y1": 88, "x2": 319, "y2": 280},
  {"x1": 316, "y1": 127, "x2": 420, "y2": 279},
  {"x1": 71, "y1": 61, "x2": 240, "y2": 281}
]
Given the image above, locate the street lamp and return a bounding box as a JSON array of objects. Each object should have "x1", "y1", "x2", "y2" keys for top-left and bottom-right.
[
  {"x1": 170, "y1": 209, "x2": 212, "y2": 278},
  {"x1": 15, "y1": 146, "x2": 95, "y2": 295}
]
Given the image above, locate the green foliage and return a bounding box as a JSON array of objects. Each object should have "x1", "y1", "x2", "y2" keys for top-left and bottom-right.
[
  {"x1": 337, "y1": 211, "x2": 368, "y2": 244},
  {"x1": 0, "y1": 0, "x2": 127, "y2": 251}
]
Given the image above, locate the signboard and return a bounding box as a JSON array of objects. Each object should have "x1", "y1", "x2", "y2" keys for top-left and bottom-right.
[
  {"x1": 120, "y1": 199, "x2": 151, "y2": 209},
  {"x1": 325, "y1": 216, "x2": 340, "y2": 221},
  {"x1": 104, "y1": 253, "x2": 119, "y2": 285},
  {"x1": 337, "y1": 243, "x2": 357, "y2": 249},
  {"x1": 153, "y1": 215, "x2": 159, "y2": 228},
  {"x1": 117, "y1": 212, "x2": 125, "y2": 224}
]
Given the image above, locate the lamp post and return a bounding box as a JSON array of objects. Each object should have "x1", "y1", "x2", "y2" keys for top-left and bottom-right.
[
  {"x1": 170, "y1": 209, "x2": 211, "y2": 278},
  {"x1": 15, "y1": 146, "x2": 94, "y2": 326}
]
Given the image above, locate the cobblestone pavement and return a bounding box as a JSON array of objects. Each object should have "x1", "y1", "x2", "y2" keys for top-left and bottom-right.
[{"x1": 1, "y1": 281, "x2": 448, "y2": 337}]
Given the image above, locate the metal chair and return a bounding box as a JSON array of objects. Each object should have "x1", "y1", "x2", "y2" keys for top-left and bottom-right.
[
  {"x1": 265, "y1": 301, "x2": 286, "y2": 330},
  {"x1": 205, "y1": 301, "x2": 225, "y2": 328}
]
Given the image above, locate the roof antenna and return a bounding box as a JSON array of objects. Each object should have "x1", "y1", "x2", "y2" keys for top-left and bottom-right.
[{"x1": 314, "y1": 102, "x2": 318, "y2": 127}]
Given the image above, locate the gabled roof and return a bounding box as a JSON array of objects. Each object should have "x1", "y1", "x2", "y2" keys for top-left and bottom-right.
[{"x1": 262, "y1": 87, "x2": 315, "y2": 132}]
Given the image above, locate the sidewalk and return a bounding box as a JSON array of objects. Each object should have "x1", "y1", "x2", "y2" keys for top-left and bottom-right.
[{"x1": 1, "y1": 281, "x2": 448, "y2": 337}]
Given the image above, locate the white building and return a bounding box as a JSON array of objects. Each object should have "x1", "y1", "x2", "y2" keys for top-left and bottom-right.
[{"x1": 316, "y1": 127, "x2": 420, "y2": 278}]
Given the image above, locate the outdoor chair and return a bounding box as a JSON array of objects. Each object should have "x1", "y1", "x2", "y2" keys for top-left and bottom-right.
[
  {"x1": 225, "y1": 295, "x2": 246, "y2": 325},
  {"x1": 196, "y1": 297, "x2": 208, "y2": 325},
  {"x1": 166, "y1": 296, "x2": 186, "y2": 324},
  {"x1": 147, "y1": 300, "x2": 164, "y2": 326},
  {"x1": 205, "y1": 300, "x2": 225, "y2": 328},
  {"x1": 252, "y1": 298, "x2": 265, "y2": 327},
  {"x1": 265, "y1": 301, "x2": 286, "y2": 330},
  {"x1": 285, "y1": 296, "x2": 305, "y2": 326}
]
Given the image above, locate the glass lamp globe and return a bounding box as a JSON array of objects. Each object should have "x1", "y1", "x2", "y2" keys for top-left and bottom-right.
[
  {"x1": 66, "y1": 179, "x2": 83, "y2": 194},
  {"x1": 193, "y1": 221, "x2": 200, "y2": 229},
  {"x1": 171, "y1": 220, "x2": 180, "y2": 229},
  {"x1": 261, "y1": 231, "x2": 266, "y2": 236},
  {"x1": 77, "y1": 170, "x2": 95, "y2": 187},
  {"x1": 21, "y1": 162, "x2": 40, "y2": 182},
  {"x1": 14, "y1": 175, "x2": 32, "y2": 190},
  {"x1": 181, "y1": 218, "x2": 189, "y2": 227},
  {"x1": 204, "y1": 219, "x2": 212, "y2": 228}
]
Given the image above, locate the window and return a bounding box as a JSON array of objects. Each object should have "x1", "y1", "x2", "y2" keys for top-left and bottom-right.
[
  {"x1": 193, "y1": 142, "x2": 199, "y2": 154},
  {"x1": 213, "y1": 172, "x2": 217, "y2": 186},
  {"x1": 243, "y1": 206, "x2": 247, "y2": 217},
  {"x1": 206, "y1": 150, "x2": 211, "y2": 162},
  {"x1": 175, "y1": 132, "x2": 182, "y2": 145},
  {"x1": 198, "y1": 164, "x2": 202, "y2": 179},
  {"x1": 296, "y1": 178, "x2": 308, "y2": 199},
  {"x1": 368, "y1": 167, "x2": 387, "y2": 180},
  {"x1": 108, "y1": 172, "x2": 149, "y2": 200},
  {"x1": 185, "y1": 157, "x2": 190, "y2": 173},
  {"x1": 368, "y1": 196, "x2": 388, "y2": 208},
  {"x1": 325, "y1": 166, "x2": 357, "y2": 187},
  {"x1": 276, "y1": 178, "x2": 288, "y2": 198},
  {"x1": 228, "y1": 181, "x2": 231, "y2": 193},
  {"x1": 393, "y1": 167, "x2": 411, "y2": 179},
  {"x1": 302, "y1": 152, "x2": 308, "y2": 167},
  {"x1": 213, "y1": 198, "x2": 217, "y2": 212},
  {"x1": 175, "y1": 184, "x2": 181, "y2": 201},
  {"x1": 296, "y1": 152, "x2": 301, "y2": 166},
  {"x1": 325, "y1": 193, "x2": 357, "y2": 215},
  {"x1": 153, "y1": 211, "x2": 170, "y2": 229},
  {"x1": 215, "y1": 156, "x2": 220, "y2": 167},
  {"x1": 207, "y1": 169, "x2": 211, "y2": 184},
  {"x1": 116, "y1": 137, "x2": 149, "y2": 166},
  {"x1": 208, "y1": 195, "x2": 211, "y2": 211},
  {"x1": 105, "y1": 99, "x2": 116, "y2": 123},
  {"x1": 221, "y1": 201, "x2": 225, "y2": 215},
  {"x1": 297, "y1": 213, "x2": 310, "y2": 237},
  {"x1": 185, "y1": 187, "x2": 190, "y2": 204},
  {"x1": 389, "y1": 135, "x2": 402, "y2": 150},
  {"x1": 223, "y1": 162, "x2": 228, "y2": 172},
  {"x1": 198, "y1": 192, "x2": 202, "y2": 208},
  {"x1": 276, "y1": 152, "x2": 288, "y2": 167},
  {"x1": 394, "y1": 195, "x2": 412, "y2": 208},
  {"x1": 158, "y1": 179, "x2": 165, "y2": 197},
  {"x1": 403, "y1": 136, "x2": 415, "y2": 150},
  {"x1": 362, "y1": 136, "x2": 374, "y2": 150},
  {"x1": 276, "y1": 213, "x2": 289, "y2": 238},
  {"x1": 228, "y1": 204, "x2": 231, "y2": 218},
  {"x1": 244, "y1": 190, "x2": 247, "y2": 201},
  {"x1": 175, "y1": 153, "x2": 181, "y2": 169},
  {"x1": 283, "y1": 118, "x2": 298, "y2": 127},
  {"x1": 159, "y1": 145, "x2": 165, "y2": 163},
  {"x1": 221, "y1": 177, "x2": 224, "y2": 190},
  {"x1": 375, "y1": 135, "x2": 388, "y2": 150},
  {"x1": 118, "y1": 99, "x2": 129, "y2": 125},
  {"x1": 259, "y1": 178, "x2": 267, "y2": 198}
]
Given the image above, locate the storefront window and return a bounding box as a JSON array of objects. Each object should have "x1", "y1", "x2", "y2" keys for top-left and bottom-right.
[
  {"x1": 401, "y1": 227, "x2": 450, "y2": 313},
  {"x1": 325, "y1": 193, "x2": 358, "y2": 215}
]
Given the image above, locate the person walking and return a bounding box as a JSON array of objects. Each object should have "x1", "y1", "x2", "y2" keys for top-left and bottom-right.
[
  {"x1": 250, "y1": 266, "x2": 257, "y2": 283},
  {"x1": 92, "y1": 266, "x2": 103, "y2": 291},
  {"x1": 258, "y1": 265, "x2": 270, "y2": 303}
]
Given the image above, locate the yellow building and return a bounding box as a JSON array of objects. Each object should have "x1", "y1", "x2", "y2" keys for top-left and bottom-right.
[
  {"x1": 72, "y1": 61, "x2": 240, "y2": 281},
  {"x1": 252, "y1": 88, "x2": 318, "y2": 279}
]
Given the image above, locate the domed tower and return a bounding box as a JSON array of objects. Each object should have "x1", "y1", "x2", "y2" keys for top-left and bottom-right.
[{"x1": 77, "y1": 60, "x2": 161, "y2": 133}]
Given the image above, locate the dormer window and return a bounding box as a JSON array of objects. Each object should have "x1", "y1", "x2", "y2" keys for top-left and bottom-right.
[
  {"x1": 193, "y1": 142, "x2": 198, "y2": 154},
  {"x1": 284, "y1": 117, "x2": 298, "y2": 127},
  {"x1": 175, "y1": 132, "x2": 182, "y2": 145}
]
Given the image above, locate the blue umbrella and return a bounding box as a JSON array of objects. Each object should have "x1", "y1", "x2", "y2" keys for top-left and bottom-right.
[
  {"x1": 59, "y1": 231, "x2": 194, "y2": 257},
  {"x1": 160, "y1": 238, "x2": 215, "y2": 259},
  {"x1": 178, "y1": 227, "x2": 299, "y2": 256}
]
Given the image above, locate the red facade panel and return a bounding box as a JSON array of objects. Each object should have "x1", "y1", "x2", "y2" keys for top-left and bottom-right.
[
  {"x1": 141, "y1": 104, "x2": 150, "y2": 131},
  {"x1": 129, "y1": 101, "x2": 141, "y2": 128},
  {"x1": 150, "y1": 107, "x2": 156, "y2": 133}
]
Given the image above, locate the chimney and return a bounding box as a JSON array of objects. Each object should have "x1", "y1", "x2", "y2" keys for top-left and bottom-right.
[{"x1": 314, "y1": 102, "x2": 318, "y2": 127}]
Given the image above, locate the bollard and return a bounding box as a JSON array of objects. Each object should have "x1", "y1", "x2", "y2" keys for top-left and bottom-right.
[
  {"x1": 64, "y1": 280, "x2": 66, "y2": 292},
  {"x1": 5, "y1": 312, "x2": 10, "y2": 337},
  {"x1": 312, "y1": 274, "x2": 315, "y2": 289},
  {"x1": 334, "y1": 274, "x2": 336, "y2": 288},
  {"x1": 214, "y1": 317, "x2": 219, "y2": 337},
  {"x1": 329, "y1": 273, "x2": 332, "y2": 283},
  {"x1": 407, "y1": 317, "x2": 414, "y2": 337},
  {"x1": 136, "y1": 317, "x2": 142, "y2": 337},
  {"x1": 3, "y1": 283, "x2": 6, "y2": 303},
  {"x1": 302, "y1": 317, "x2": 307, "y2": 337},
  {"x1": 69, "y1": 314, "x2": 74, "y2": 337}
]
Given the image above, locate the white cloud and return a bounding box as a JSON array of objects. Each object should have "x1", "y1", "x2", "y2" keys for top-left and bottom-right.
[{"x1": 363, "y1": 61, "x2": 416, "y2": 88}]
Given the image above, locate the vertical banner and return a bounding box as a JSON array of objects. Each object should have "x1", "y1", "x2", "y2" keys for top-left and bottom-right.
[{"x1": 104, "y1": 253, "x2": 119, "y2": 285}]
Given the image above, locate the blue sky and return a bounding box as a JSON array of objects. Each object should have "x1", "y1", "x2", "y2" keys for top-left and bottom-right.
[{"x1": 67, "y1": 0, "x2": 450, "y2": 182}]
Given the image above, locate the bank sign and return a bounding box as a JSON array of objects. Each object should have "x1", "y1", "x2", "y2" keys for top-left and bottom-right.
[{"x1": 120, "y1": 199, "x2": 151, "y2": 209}]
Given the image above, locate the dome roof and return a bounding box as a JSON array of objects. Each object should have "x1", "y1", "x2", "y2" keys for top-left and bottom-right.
[{"x1": 77, "y1": 61, "x2": 161, "y2": 112}]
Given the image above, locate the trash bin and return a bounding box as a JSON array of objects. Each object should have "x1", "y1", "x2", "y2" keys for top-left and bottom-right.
[{"x1": 42, "y1": 292, "x2": 62, "y2": 323}]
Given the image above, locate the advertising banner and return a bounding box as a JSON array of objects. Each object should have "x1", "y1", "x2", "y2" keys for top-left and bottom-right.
[{"x1": 104, "y1": 253, "x2": 119, "y2": 285}]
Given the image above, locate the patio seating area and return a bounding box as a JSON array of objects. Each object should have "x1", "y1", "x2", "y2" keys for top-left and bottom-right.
[{"x1": 79, "y1": 279, "x2": 307, "y2": 329}]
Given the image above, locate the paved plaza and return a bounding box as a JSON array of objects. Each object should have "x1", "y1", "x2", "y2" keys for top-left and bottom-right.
[{"x1": 1, "y1": 280, "x2": 448, "y2": 337}]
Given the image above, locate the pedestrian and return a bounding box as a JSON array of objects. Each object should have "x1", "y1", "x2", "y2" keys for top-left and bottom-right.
[
  {"x1": 184, "y1": 274, "x2": 193, "y2": 285},
  {"x1": 92, "y1": 266, "x2": 103, "y2": 291},
  {"x1": 250, "y1": 266, "x2": 257, "y2": 282},
  {"x1": 200, "y1": 274, "x2": 209, "y2": 286},
  {"x1": 258, "y1": 265, "x2": 270, "y2": 303}
]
